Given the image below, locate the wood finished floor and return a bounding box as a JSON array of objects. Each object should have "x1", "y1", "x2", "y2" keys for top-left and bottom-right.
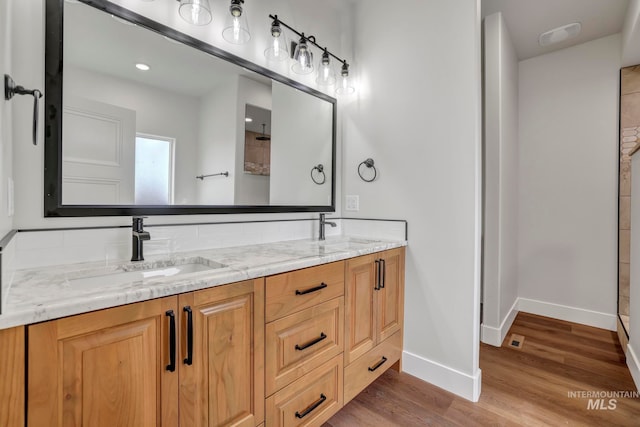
[{"x1": 324, "y1": 313, "x2": 640, "y2": 426}]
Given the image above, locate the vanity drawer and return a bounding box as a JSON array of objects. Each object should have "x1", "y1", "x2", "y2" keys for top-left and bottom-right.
[
  {"x1": 266, "y1": 298, "x2": 344, "y2": 395},
  {"x1": 344, "y1": 331, "x2": 402, "y2": 404},
  {"x1": 266, "y1": 261, "x2": 344, "y2": 322},
  {"x1": 266, "y1": 354, "x2": 343, "y2": 427}
]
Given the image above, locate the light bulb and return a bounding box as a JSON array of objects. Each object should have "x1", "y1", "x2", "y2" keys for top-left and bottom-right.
[
  {"x1": 292, "y1": 36, "x2": 314, "y2": 75},
  {"x1": 316, "y1": 49, "x2": 336, "y2": 86},
  {"x1": 336, "y1": 61, "x2": 355, "y2": 95},
  {"x1": 222, "y1": 0, "x2": 250, "y2": 44},
  {"x1": 265, "y1": 18, "x2": 289, "y2": 61}
]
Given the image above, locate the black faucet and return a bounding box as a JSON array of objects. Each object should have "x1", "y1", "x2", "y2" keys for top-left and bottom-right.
[
  {"x1": 131, "y1": 216, "x2": 151, "y2": 261},
  {"x1": 319, "y1": 213, "x2": 336, "y2": 241}
]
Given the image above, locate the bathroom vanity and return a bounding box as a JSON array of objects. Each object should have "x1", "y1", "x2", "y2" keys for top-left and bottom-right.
[{"x1": 0, "y1": 238, "x2": 405, "y2": 427}]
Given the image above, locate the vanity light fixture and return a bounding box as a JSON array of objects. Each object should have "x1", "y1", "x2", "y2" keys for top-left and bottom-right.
[
  {"x1": 177, "y1": 0, "x2": 212, "y2": 26},
  {"x1": 222, "y1": 0, "x2": 251, "y2": 44},
  {"x1": 135, "y1": 63, "x2": 150, "y2": 71},
  {"x1": 265, "y1": 14, "x2": 355, "y2": 94},
  {"x1": 316, "y1": 49, "x2": 336, "y2": 86},
  {"x1": 245, "y1": 117, "x2": 253, "y2": 122},
  {"x1": 335, "y1": 61, "x2": 355, "y2": 95},
  {"x1": 292, "y1": 34, "x2": 314, "y2": 75},
  {"x1": 264, "y1": 16, "x2": 289, "y2": 62}
]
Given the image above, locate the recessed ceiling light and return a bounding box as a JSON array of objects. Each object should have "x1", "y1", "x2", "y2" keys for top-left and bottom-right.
[
  {"x1": 245, "y1": 117, "x2": 253, "y2": 122},
  {"x1": 539, "y1": 22, "x2": 581, "y2": 47},
  {"x1": 135, "y1": 63, "x2": 151, "y2": 71}
]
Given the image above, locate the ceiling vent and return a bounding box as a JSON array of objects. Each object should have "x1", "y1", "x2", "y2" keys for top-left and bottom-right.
[{"x1": 539, "y1": 22, "x2": 581, "y2": 47}]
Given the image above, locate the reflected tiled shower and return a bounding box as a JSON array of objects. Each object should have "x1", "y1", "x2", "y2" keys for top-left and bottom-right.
[{"x1": 619, "y1": 66, "x2": 640, "y2": 335}]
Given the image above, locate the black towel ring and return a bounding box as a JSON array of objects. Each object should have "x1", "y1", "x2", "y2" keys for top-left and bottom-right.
[
  {"x1": 358, "y1": 158, "x2": 377, "y2": 182},
  {"x1": 311, "y1": 164, "x2": 326, "y2": 185}
]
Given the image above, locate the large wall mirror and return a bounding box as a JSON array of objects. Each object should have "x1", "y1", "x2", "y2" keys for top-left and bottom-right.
[{"x1": 44, "y1": 0, "x2": 336, "y2": 216}]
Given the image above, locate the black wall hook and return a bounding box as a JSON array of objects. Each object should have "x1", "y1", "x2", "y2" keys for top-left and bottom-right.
[{"x1": 4, "y1": 74, "x2": 43, "y2": 145}]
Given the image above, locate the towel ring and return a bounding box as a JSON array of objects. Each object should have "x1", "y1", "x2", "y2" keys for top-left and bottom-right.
[
  {"x1": 358, "y1": 158, "x2": 377, "y2": 182},
  {"x1": 311, "y1": 164, "x2": 326, "y2": 185}
]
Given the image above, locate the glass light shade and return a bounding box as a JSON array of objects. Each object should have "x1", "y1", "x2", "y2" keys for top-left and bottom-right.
[
  {"x1": 336, "y1": 62, "x2": 355, "y2": 95},
  {"x1": 264, "y1": 21, "x2": 289, "y2": 61},
  {"x1": 316, "y1": 51, "x2": 336, "y2": 86},
  {"x1": 222, "y1": 0, "x2": 250, "y2": 44},
  {"x1": 292, "y1": 38, "x2": 314, "y2": 75},
  {"x1": 178, "y1": 0, "x2": 212, "y2": 26}
]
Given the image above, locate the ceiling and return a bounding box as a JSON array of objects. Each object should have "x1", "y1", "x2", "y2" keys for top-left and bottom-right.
[{"x1": 482, "y1": 0, "x2": 630, "y2": 60}]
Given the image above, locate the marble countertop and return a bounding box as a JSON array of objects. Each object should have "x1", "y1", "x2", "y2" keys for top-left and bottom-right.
[{"x1": 0, "y1": 236, "x2": 406, "y2": 330}]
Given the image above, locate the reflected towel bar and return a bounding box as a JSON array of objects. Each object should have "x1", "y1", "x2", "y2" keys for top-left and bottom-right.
[{"x1": 196, "y1": 172, "x2": 229, "y2": 180}]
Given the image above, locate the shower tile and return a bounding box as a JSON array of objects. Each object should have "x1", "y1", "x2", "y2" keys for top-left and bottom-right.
[
  {"x1": 621, "y1": 161, "x2": 631, "y2": 197},
  {"x1": 620, "y1": 262, "x2": 630, "y2": 297},
  {"x1": 622, "y1": 66, "x2": 640, "y2": 95},
  {"x1": 619, "y1": 230, "x2": 631, "y2": 264},
  {"x1": 620, "y1": 196, "x2": 631, "y2": 230},
  {"x1": 621, "y1": 93, "x2": 640, "y2": 129}
]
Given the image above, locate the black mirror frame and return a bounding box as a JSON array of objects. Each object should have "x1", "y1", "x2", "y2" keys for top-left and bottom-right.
[{"x1": 44, "y1": 0, "x2": 336, "y2": 217}]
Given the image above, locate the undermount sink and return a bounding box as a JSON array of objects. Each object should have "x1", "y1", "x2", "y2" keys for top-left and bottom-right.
[{"x1": 67, "y1": 257, "x2": 227, "y2": 287}]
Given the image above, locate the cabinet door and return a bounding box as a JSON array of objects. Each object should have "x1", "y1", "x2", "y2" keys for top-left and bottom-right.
[
  {"x1": 179, "y1": 279, "x2": 265, "y2": 427},
  {"x1": 377, "y1": 248, "x2": 405, "y2": 343},
  {"x1": 344, "y1": 254, "x2": 377, "y2": 365},
  {"x1": 28, "y1": 297, "x2": 179, "y2": 427},
  {"x1": 0, "y1": 326, "x2": 24, "y2": 427}
]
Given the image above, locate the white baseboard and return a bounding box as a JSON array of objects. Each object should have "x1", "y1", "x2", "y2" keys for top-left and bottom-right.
[
  {"x1": 402, "y1": 350, "x2": 482, "y2": 402},
  {"x1": 481, "y1": 299, "x2": 519, "y2": 347},
  {"x1": 517, "y1": 298, "x2": 617, "y2": 331},
  {"x1": 628, "y1": 344, "x2": 640, "y2": 392}
]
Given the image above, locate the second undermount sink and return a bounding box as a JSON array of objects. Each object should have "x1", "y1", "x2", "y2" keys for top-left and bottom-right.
[{"x1": 67, "y1": 257, "x2": 227, "y2": 287}]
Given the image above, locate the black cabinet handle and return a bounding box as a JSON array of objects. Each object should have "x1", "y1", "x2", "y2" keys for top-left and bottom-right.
[
  {"x1": 380, "y1": 259, "x2": 386, "y2": 289},
  {"x1": 295, "y1": 394, "x2": 327, "y2": 419},
  {"x1": 368, "y1": 356, "x2": 388, "y2": 372},
  {"x1": 166, "y1": 310, "x2": 176, "y2": 372},
  {"x1": 374, "y1": 259, "x2": 381, "y2": 290},
  {"x1": 295, "y1": 282, "x2": 328, "y2": 295},
  {"x1": 295, "y1": 332, "x2": 327, "y2": 351},
  {"x1": 183, "y1": 306, "x2": 193, "y2": 366}
]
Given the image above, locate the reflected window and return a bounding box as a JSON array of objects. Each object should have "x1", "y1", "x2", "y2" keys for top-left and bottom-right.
[{"x1": 135, "y1": 134, "x2": 175, "y2": 205}]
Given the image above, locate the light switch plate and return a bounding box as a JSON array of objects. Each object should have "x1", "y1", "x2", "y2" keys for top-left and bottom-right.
[{"x1": 345, "y1": 195, "x2": 359, "y2": 211}]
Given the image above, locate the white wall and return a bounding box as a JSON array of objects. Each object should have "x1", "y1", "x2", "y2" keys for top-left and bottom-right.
[
  {"x1": 0, "y1": 0, "x2": 14, "y2": 237},
  {"x1": 9, "y1": 0, "x2": 346, "y2": 229},
  {"x1": 270, "y1": 82, "x2": 333, "y2": 206},
  {"x1": 343, "y1": 0, "x2": 482, "y2": 401},
  {"x1": 235, "y1": 76, "x2": 271, "y2": 206},
  {"x1": 623, "y1": 0, "x2": 640, "y2": 67},
  {"x1": 517, "y1": 34, "x2": 620, "y2": 329},
  {"x1": 197, "y1": 77, "x2": 238, "y2": 205},
  {"x1": 481, "y1": 12, "x2": 519, "y2": 346},
  {"x1": 64, "y1": 65, "x2": 200, "y2": 205}
]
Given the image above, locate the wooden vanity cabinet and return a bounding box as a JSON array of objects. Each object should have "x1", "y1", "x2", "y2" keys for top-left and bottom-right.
[
  {"x1": 179, "y1": 279, "x2": 264, "y2": 427},
  {"x1": 344, "y1": 248, "x2": 405, "y2": 403},
  {"x1": 27, "y1": 279, "x2": 264, "y2": 427},
  {"x1": 0, "y1": 326, "x2": 25, "y2": 427}
]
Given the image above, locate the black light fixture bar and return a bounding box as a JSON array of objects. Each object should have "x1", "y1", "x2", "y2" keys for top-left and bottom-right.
[{"x1": 268, "y1": 14, "x2": 348, "y2": 66}]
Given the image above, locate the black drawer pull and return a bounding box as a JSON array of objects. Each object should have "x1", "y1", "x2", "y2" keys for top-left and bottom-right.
[
  {"x1": 374, "y1": 260, "x2": 381, "y2": 290},
  {"x1": 295, "y1": 282, "x2": 328, "y2": 295},
  {"x1": 380, "y1": 259, "x2": 386, "y2": 289},
  {"x1": 368, "y1": 356, "x2": 388, "y2": 372},
  {"x1": 166, "y1": 310, "x2": 176, "y2": 372},
  {"x1": 295, "y1": 332, "x2": 327, "y2": 351},
  {"x1": 295, "y1": 393, "x2": 327, "y2": 419},
  {"x1": 183, "y1": 306, "x2": 193, "y2": 366}
]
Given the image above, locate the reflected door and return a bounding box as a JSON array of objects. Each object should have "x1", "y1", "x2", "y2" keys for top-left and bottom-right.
[{"x1": 62, "y1": 96, "x2": 136, "y2": 204}]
